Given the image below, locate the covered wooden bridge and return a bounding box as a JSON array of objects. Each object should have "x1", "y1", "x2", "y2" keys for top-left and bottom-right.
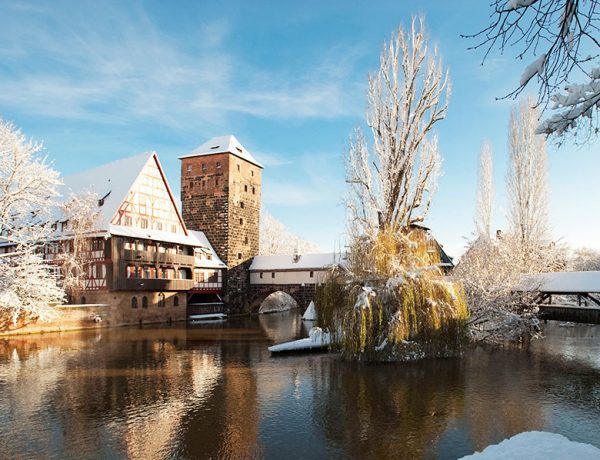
[{"x1": 519, "y1": 271, "x2": 600, "y2": 324}]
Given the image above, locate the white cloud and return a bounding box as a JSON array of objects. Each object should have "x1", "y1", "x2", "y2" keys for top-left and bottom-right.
[{"x1": 0, "y1": 1, "x2": 364, "y2": 130}]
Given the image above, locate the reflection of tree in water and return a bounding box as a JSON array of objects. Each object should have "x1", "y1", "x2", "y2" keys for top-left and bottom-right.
[{"x1": 311, "y1": 357, "x2": 467, "y2": 459}]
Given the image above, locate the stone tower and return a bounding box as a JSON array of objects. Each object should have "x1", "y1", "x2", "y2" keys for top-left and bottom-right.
[{"x1": 179, "y1": 135, "x2": 263, "y2": 312}]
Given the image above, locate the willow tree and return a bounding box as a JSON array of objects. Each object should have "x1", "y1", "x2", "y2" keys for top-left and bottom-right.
[{"x1": 319, "y1": 18, "x2": 467, "y2": 361}]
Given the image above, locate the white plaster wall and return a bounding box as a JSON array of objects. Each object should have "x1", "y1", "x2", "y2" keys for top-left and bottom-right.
[{"x1": 250, "y1": 269, "x2": 327, "y2": 285}]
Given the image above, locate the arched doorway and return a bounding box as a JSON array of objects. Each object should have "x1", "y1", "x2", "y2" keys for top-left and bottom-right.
[{"x1": 258, "y1": 291, "x2": 299, "y2": 314}]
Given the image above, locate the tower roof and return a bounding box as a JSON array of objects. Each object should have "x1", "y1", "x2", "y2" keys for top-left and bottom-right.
[{"x1": 178, "y1": 134, "x2": 264, "y2": 168}]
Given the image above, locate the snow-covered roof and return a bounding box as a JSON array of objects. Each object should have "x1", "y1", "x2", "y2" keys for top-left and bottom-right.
[
  {"x1": 249, "y1": 253, "x2": 344, "y2": 271},
  {"x1": 178, "y1": 135, "x2": 264, "y2": 169},
  {"x1": 518, "y1": 271, "x2": 600, "y2": 293},
  {"x1": 52, "y1": 152, "x2": 154, "y2": 230},
  {"x1": 188, "y1": 230, "x2": 226, "y2": 269}
]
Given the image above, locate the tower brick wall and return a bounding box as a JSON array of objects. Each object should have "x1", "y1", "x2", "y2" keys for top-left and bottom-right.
[{"x1": 180, "y1": 139, "x2": 262, "y2": 314}]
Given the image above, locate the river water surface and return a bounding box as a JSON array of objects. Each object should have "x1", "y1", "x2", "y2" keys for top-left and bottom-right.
[{"x1": 1, "y1": 312, "x2": 600, "y2": 459}]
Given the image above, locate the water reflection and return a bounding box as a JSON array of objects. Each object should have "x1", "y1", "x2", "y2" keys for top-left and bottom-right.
[{"x1": 1, "y1": 315, "x2": 600, "y2": 459}]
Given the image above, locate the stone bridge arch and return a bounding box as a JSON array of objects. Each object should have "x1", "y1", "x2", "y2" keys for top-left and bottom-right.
[{"x1": 249, "y1": 284, "x2": 316, "y2": 314}]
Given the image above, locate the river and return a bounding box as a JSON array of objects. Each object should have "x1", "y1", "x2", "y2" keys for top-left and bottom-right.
[{"x1": 1, "y1": 312, "x2": 599, "y2": 459}]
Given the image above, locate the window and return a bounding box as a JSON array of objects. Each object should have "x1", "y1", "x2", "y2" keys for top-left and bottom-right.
[
  {"x1": 140, "y1": 218, "x2": 148, "y2": 229},
  {"x1": 216, "y1": 161, "x2": 221, "y2": 169},
  {"x1": 155, "y1": 221, "x2": 163, "y2": 231},
  {"x1": 125, "y1": 215, "x2": 132, "y2": 226},
  {"x1": 171, "y1": 224, "x2": 177, "y2": 233},
  {"x1": 126, "y1": 265, "x2": 136, "y2": 279},
  {"x1": 251, "y1": 170, "x2": 254, "y2": 177},
  {"x1": 158, "y1": 292, "x2": 165, "y2": 308},
  {"x1": 216, "y1": 179, "x2": 220, "y2": 187},
  {"x1": 244, "y1": 236, "x2": 248, "y2": 244},
  {"x1": 240, "y1": 201, "x2": 244, "y2": 208},
  {"x1": 238, "y1": 253, "x2": 242, "y2": 260},
  {"x1": 80, "y1": 296, "x2": 86, "y2": 305},
  {"x1": 173, "y1": 295, "x2": 179, "y2": 307},
  {"x1": 140, "y1": 204, "x2": 147, "y2": 214},
  {"x1": 271, "y1": 272, "x2": 275, "y2": 279},
  {"x1": 61, "y1": 221, "x2": 68, "y2": 231},
  {"x1": 252, "y1": 187, "x2": 256, "y2": 195},
  {"x1": 190, "y1": 181, "x2": 194, "y2": 189},
  {"x1": 244, "y1": 185, "x2": 248, "y2": 192},
  {"x1": 51, "y1": 223, "x2": 57, "y2": 231},
  {"x1": 310, "y1": 271, "x2": 314, "y2": 278},
  {"x1": 239, "y1": 218, "x2": 243, "y2": 225},
  {"x1": 202, "y1": 163, "x2": 207, "y2": 171},
  {"x1": 202, "y1": 180, "x2": 206, "y2": 188},
  {"x1": 187, "y1": 164, "x2": 192, "y2": 173},
  {"x1": 142, "y1": 296, "x2": 148, "y2": 308},
  {"x1": 237, "y1": 164, "x2": 240, "y2": 172},
  {"x1": 131, "y1": 297, "x2": 138, "y2": 309},
  {"x1": 260, "y1": 272, "x2": 263, "y2": 279}
]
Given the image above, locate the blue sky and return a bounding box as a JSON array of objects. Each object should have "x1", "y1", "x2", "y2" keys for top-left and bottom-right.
[{"x1": 1, "y1": 0, "x2": 598, "y2": 257}]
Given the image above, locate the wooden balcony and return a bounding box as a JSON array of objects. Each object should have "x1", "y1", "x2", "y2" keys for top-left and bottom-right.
[
  {"x1": 122, "y1": 249, "x2": 195, "y2": 266},
  {"x1": 114, "y1": 278, "x2": 194, "y2": 291}
]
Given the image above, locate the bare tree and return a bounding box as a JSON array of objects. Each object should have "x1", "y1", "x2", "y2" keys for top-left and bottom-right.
[
  {"x1": 475, "y1": 142, "x2": 494, "y2": 239},
  {"x1": 507, "y1": 97, "x2": 550, "y2": 252},
  {"x1": 465, "y1": 0, "x2": 600, "y2": 139},
  {"x1": 55, "y1": 191, "x2": 100, "y2": 298},
  {"x1": 346, "y1": 16, "x2": 450, "y2": 240},
  {"x1": 568, "y1": 246, "x2": 600, "y2": 270},
  {"x1": 0, "y1": 118, "x2": 64, "y2": 328},
  {"x1": 260, "y1": 209, "x2": 320, "y2": 255}
]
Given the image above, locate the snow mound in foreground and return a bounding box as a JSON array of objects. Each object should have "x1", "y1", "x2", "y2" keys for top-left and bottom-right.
[{"x1": 460, "y1": 431, "x2": 600, "y2": 459}]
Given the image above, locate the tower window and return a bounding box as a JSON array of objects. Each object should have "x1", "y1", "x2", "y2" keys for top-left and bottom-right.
[
  {"x1": 238, "y1": 253, "x2": 242, "y2": 260},
  {"x1": 216, "y1": 161, "x2": 221, "y2": 169},
  {"x1": 216, "y1": 179, "x2": 220, "y2": 187},
  {"x1": 244, "y1": 185, "x2": 248, "y2": 192},
  {"x1": 237, "y1": 164, "x2": 240, "y2": 172},
  {"x1": 244, "y1": 236, "x2": 248, "y2": 244},
  {"x1": 252, "y1": 187, "x2": 256, "y2": 195},
  {"x1": 240, "y1": 201, "x2": 244, "y2": 208},
  {"x1": 251, "y1": 170, "x2": 254, "y2": 177},
  {"x1": 190, "y1": 181, "x2": 194, "y2": 189},
  {"x1": 239, "y1": 218, "x2": 243, "y2": 225},
  {"x1": 187, "y1": 164, "x2": 192, "y2": 173},
  {"x1": 202, "y1": 163, "x2": 206, "y2": 171}
]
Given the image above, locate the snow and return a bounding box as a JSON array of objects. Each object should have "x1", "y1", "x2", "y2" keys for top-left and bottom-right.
[
  {"x1": 460, "y1": 431, "x2": 600, "y2": 459},
  {"x1": 518, "y1": 271, "x2": 600, "y2": 293},
  {"x1": 249, "y1": 252, "x2": 343, "y2": 271},
  {"x1": 520, "y1": 54, "x2": 546, "y2": 86},
  {"x1": 302, "y1": 301, "x2": 317, "y2": 320},
  {"x1": 178, "y1": 134, "x2": 263, "y2": 169},
  {"x1": 188, "y1": 230, "x2": 226, "y2": 268},
  {"x1": 54, "y1": 152, "x2": 152, "y2": 230},
  {"x1": 268, "y1": 327, "x2": 331, "y2": 352},
  {"x1": 507, "y1": 0, "x2": 538, "y2": 10}
]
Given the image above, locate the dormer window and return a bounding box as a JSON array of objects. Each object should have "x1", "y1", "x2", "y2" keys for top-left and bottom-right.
[
  {"x1": 236, "y1": 147, "x2": 243, "y2": 153},
  {"x1": 210, "y1": 145, "x2": 219, "y2": 150}
]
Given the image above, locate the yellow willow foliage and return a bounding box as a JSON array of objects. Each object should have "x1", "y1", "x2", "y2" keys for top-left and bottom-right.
[{"x1": 315, "y1": 227, "x2": 468, "y2": 361}]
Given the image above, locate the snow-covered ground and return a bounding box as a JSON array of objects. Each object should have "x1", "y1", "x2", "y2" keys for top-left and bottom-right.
[
  {"x1": 460, "y1": 431, "x2": 600, "y2": 459},
  {"x1": 258, "y1": 291, "x2": 299, "y2": 314},
  {"x1": 268, "y1": 327, "x2": 330, "y2": 353}
]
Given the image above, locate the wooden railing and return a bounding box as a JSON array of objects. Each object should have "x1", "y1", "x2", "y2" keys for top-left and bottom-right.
[
  {"x1": 122, "y1": 249, "x2": 195, "y2": 266},
  {"x1": 114, "y1": 278, "x2": 194, "y2": 291}
]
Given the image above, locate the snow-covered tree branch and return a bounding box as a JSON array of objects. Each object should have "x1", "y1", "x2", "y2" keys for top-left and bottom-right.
[
  {"x1": 0, "y1": 118, "x2": 64, "y2": 330},
  {"x1": 466, "y1": 0, "x2": 600, "y2": 140},
  {"x1": 345, "y1": 16, "x2": 450, "y2": 240},
  {"x1": 260, "y1": 209, "x2": 320, "y2": 255},
  {"x1": 475, "y1": 142, "x2": 494, "y2": 240}
]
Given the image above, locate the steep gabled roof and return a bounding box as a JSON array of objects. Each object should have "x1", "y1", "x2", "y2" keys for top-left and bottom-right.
[
  {"x1": 56, "y1": 152, "x2": 152, "y2": 230},
  {"x1": 178, "y1": 135, "x2": 264, "y2": 168}
]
